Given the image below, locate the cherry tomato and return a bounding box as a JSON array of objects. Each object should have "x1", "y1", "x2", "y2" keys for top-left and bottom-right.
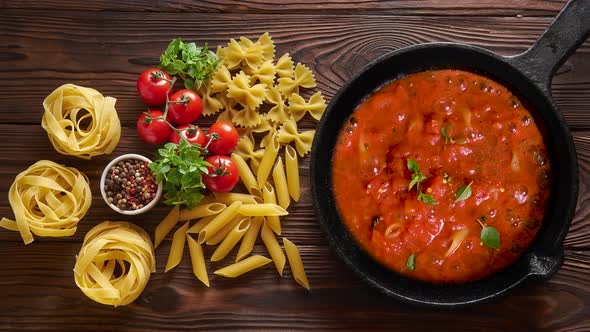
[
  {"x1": 169, "y1": 124, "x2": 206, "y2": 146},
  {"x1": 136, "y1": 68, "x2": 172, "y2": 105},
  {"x1": 137, "y1": 110, "x2": 172, "y2": 144},
  {"x1": 203, "y1": 155, "x2": 240, "y2": 193},
  {"x1": 167, "y1": 89, "x2": 203, "y2": 125},
  {"x1": 207, "y1": 121, "x2": 239, "y2": 155}
]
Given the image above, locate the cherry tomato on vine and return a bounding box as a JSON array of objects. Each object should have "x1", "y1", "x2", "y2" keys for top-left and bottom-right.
[
  {"x1": 203, "y1": 155, "x2": 240, "y2": 193},
  {"x1": 137, "y1": 110, "x2": 172, "y2": 144},
  {"x1": 167, "y1": 89, "x2": 203, "y2": 125},
  {"x1": 169, "y1": 124, "x2": 206, "y2": 146},
  {"x1": 207, "y1": 121, "x2": 239, "y2": 155},
  {"x1": 136, "y1": 68, "x2": 172, "y2": 105}
]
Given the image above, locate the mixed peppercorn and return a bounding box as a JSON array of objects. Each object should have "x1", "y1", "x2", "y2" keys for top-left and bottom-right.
[{"x1": 104, "y1": 159, "x2": 157, "y2": 210}]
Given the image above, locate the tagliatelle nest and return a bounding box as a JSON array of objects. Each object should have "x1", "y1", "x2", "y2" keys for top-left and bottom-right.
[{"x1": 42, "y1": 84, "x2": 121, "y2": 160}]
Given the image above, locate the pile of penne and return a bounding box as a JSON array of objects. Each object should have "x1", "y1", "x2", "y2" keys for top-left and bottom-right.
[{"x1": 155, "y1": 192, "x2": 309, "y2": 290}]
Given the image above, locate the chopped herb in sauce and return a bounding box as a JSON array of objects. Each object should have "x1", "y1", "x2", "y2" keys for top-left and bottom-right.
[
  {"x1": 372, "y1": 216, "x2": 383, "y2": 228},
  {"x1": 477, "y1": 217, "x2": 501, "y2": 249},
  {"x1": 406, "y1": 254, "x2": 416, "y2": 270},
  {"x1": 406, "y1": 159, "x2": 437, "y2": 205},
  {"x1": 455, "y1": 181, "x2": 474, "y2": 202}
]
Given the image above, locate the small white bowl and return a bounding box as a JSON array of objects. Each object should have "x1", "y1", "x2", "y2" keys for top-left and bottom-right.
[{"x1": 100, "y1": 153, "x2": 163, "y2": 215}]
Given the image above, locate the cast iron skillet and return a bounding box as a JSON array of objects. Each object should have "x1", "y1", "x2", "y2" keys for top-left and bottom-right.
[{"x1": 311, "y1": 0, "x2": 589, "y2": 307}]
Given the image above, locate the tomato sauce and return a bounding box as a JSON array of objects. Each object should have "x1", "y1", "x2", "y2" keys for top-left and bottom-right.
[{"x1": 332, "y1": 70, "x2": 551, "y2": 283}]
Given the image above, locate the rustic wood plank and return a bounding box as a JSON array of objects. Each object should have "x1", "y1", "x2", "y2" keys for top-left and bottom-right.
[
  {"x1": 0, "y1": 0, "x2": 568, "y2": 16},
  {"x1": 0, "y1": 241, "x2": 588, "y2": 332},
  {"x1": 1, "y1": 11, "x2": 589, "y2": 129}
]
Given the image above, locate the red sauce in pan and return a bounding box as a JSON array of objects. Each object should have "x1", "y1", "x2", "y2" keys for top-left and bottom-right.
[{"x1": 332, "y1": 70, "x2": 551, "y2": 283}]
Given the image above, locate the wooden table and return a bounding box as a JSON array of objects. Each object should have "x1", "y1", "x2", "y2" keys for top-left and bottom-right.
[{"x1": 1, "y1": 1, "x2": 589, "y2": 331}]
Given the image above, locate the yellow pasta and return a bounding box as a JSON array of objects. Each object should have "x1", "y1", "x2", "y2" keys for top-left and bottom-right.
[
  {"x1": 206, "y1": 216, "x2": 241, "y2": 246},
  {"x1": 239, "y1": 203, "x2": 288, "y2": 217},
  {"x1": 287, "y1": 91, "x2": 327, "y2": 121},
  {"x1": 262, "y1": 182, "x2": 282, "y2": 235},
  {"x1": 198, "y1": 201, "x2": 242, "y2": 244},
  {"x1": 187, "y1": 234, "x2": 209, "y2": 287},
  {"x1": 227, "y1": 71, "x2": 267, "y2": 111},
  {"x1": 165, "y1": 221, "x2": 189, "y2": 272},
  {"x1": 231, "y1": 153, "x2": 258, "y2": 194},
  {"x1": 276, "y1": 118, "x2": 315, "y2": 157},
  {"x1": 275, "y1": 53, "x2": 294, "y2": 78},
  {"x1": 235, "y1": 133, "x2": 265, "y2": 167},
  {"x1": 232, "y1": 105, "x2": 263, "y2": 128},
  {"x1": 265, "y1": 87, "x2": 289, "y2": 123},
  {"x1": 257, "y1": 32, "x2": 275, "y2": 61},
  {"x1": 214, "y1": 255, "x2": 272, "y2": 278},
  {"x1": 283, "y1": 238, "x2": 310, "y2": 290},
  {"x1": 261, "y1": 222, "x2": 286, "y2": 276},
  {"x1": 284, "y1": 145, "x2": 301, "y2": 202},
  {"x1": 200, "y1": 85, "x2": 224, "y2": 116},
  {"x1": 272, "y1": 157, "x2": 290, "y2": 209},
  {"x1": 154, "y1": 205, "x2": 180, "y2": 249},
  {"x1": 42, "y1": 84, "x2": 121, "y2": 159},
  {"x1": 277, "y1": 63, "x2": 316, "y2": 97},
  {"x1": 178, "y1": 202, "x2": 226, "y2": 222},
  {"x1": 236, "y1": 216, "x2": 263, "y2": 262},
  {"x1": 209, "y1": 65, "x2": 232, "y2": 94},
  {"x1": 187, "y1": 215, "x2": 217, "y2": 234},
  {"x1": 256, "y1": 134, "x2": 280, "y2": 188},
  {"x1": 213, "y1": 192, "x2": 262, "y2": 205},
  {"x1": 0, "y1": 160, "x2": 91, "y2": 245},
  {"x1": 216, "y1": 93, "x2": 240, "y2": 123},
  {"x1": 247, "y1": 60, "x2": 276, "y2": 86},
  {"x1": 211, "y1": 218, "x2": 251, "y2": 262},
  {"x1": 74, "y1": 221, "x2": 155, "y2": 306}
]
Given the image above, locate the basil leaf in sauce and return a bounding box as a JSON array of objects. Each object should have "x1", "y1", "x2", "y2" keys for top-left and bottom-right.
[
  {"x1": 418, "y1": 192, "x2": 436, "y2": 205},
  {"x1": 480, "y1": 226, "x2": 501, "y2": 249},
  {"x1": 455, "y1": 181, "x2": 473, "y2": 202},
  {"x1": 408, "y1": 173, "x2": 427, "y2": 191},
  {"x1": 406, "y1": 254, "x2": 416, "y2": 270},
  {"x1": 407, "y1": 158, "x2": 420, "y2": 173}
]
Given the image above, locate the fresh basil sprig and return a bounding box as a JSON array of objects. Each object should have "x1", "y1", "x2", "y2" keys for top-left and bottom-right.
[
  {"x1": 477, "y1": 216, "x2": 501, "y2": 249},
  {"x1": 406, "y1": 253, "x2": 416, "y2": 270},
  {"x1": 159, "y1": 38, "x2": 219, "y2": 90},
  {"x1": 150, "y1": 140, "x2": 211, "y2": 209},
  {"x1": 455, "y1": 181, "x2": 473, "y2": 202},
  {"x1": 406, "y1": 158, "x2": 436, "y2": 205}
]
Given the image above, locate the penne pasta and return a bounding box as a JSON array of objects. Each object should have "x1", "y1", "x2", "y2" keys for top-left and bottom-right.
[
  {"x1": 198, "y1": 201, "x2": 242, "y2": 244},
  {"x1": 187, "y1": 215, "x2": 217, "y2": 234},
  {"x1": 187, "y1": 234, "x2": 209, "y2": 287},
  {"x1": 214, "y1": 255, "x2": 272, "y2": 278},
  {"x1": 165, "y1": 221, "x2": 189, "y2": 272},
  {"x1": 239, "y1": 203, "x2": 288, "y2": 217},
  {"x1": 213, "y1": 192, "x2": 262, "y2": 205},
  {"x1": 154, "y1": 205, "x2": 180, "y2": 249},
  {"x1": 261, "y1": 222, "x2": 286, "y2": 276},
  {"x1": 236, "y1": 216, "x2": 263, "y2": 262},
  {"x1": 178, "y1": 202, "x2": 226, "y2": 221},
  {"x1": 272, "y1": 156, "x2": 290, "y2": 209},
  {"x1": 206, "y1": 216, "x2": 241, "y2": 246},
  {"x1": 262, "y1": 182, "x2": 281, "y2": 235},
  {"x1": 231, "y1": 153, "x2": 259, "y2": 195},
  {"x1": 284, "y1": 145, "x2": 300, "y2": 202},
  {"x1": 256, "y1": 134, "x2": 279, "y2": 189},
  {"x1": 283, "y1": 238, "x2": 310, "y2": 290},
  {"x1": 211, "y1": 218, "x2": 251, "y2": 261}
]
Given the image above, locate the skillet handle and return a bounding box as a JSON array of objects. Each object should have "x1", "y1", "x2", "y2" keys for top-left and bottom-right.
[{"x1": 508, "y1": 0, "x2": 590, "y2": 93}]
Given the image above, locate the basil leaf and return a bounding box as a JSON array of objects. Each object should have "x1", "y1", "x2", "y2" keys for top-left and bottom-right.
[
  {"x1": 406, "y1": 158, "x2": 419, "y2": 173},
  {"x1": 406, "y1": 254, "x2": 416, "y2": 270},
  {"x1": 481, "y1": 226, "x2": 501, "y2": 249},
  {"x1": 455, "y1": 181, "x2": 473, "y2": 202},
  {"x1": 418, "y1": 192, "x2": 436, "y2": 205}
]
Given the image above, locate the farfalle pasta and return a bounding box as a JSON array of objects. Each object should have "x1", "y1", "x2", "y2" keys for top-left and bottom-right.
[
  {"x1": 276, "y1": 118, "x2": 315, "y2": 157},
  {"x1": 275, "y1": 53, "x2": 294, "y2": 78},
  {"x1": 42, "y1": 84, "x2": 121, "y2": 160},
  {"x1": 227, "y1": 71, "x2": 267, "y2": 111},
  {"x1": 246, "y1": 60, "x2": 277, "y2": 86},
  {"x1": 277, "y1": 63, "x2": 316, "y2": 97},
  {"x1": 266, "y1": 87, "x2": 289, "y2": 123},
  {"x1": 288, "y1": 91, "x2": 327, "y2": 121}
]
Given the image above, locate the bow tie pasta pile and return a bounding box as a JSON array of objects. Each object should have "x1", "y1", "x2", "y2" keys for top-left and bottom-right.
[{"x1": 199, "y1": 32, "x2": 326, "y2": 161}]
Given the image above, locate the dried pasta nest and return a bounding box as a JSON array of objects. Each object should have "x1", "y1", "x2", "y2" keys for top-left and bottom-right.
[
  {"x1": 74, "y1": 221, "x2": 155, "y2": 307},
  {"x1": 0, "y1": 160, "x2": 92, "y2": 245},
  {"x1": 42, "y1": 84, "x2": 121, "y2": 159}
]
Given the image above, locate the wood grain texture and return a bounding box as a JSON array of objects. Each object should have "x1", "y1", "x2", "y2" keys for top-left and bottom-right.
[
  {"x1": 0, "y1": 1, "x2": 590, "y2": 331},
  {"x1": 0, "y1": 11, "x2": 589, "y2": 129},
  {"x1": 0, "y1": 0, "x2": 569, "y2": 16}
]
